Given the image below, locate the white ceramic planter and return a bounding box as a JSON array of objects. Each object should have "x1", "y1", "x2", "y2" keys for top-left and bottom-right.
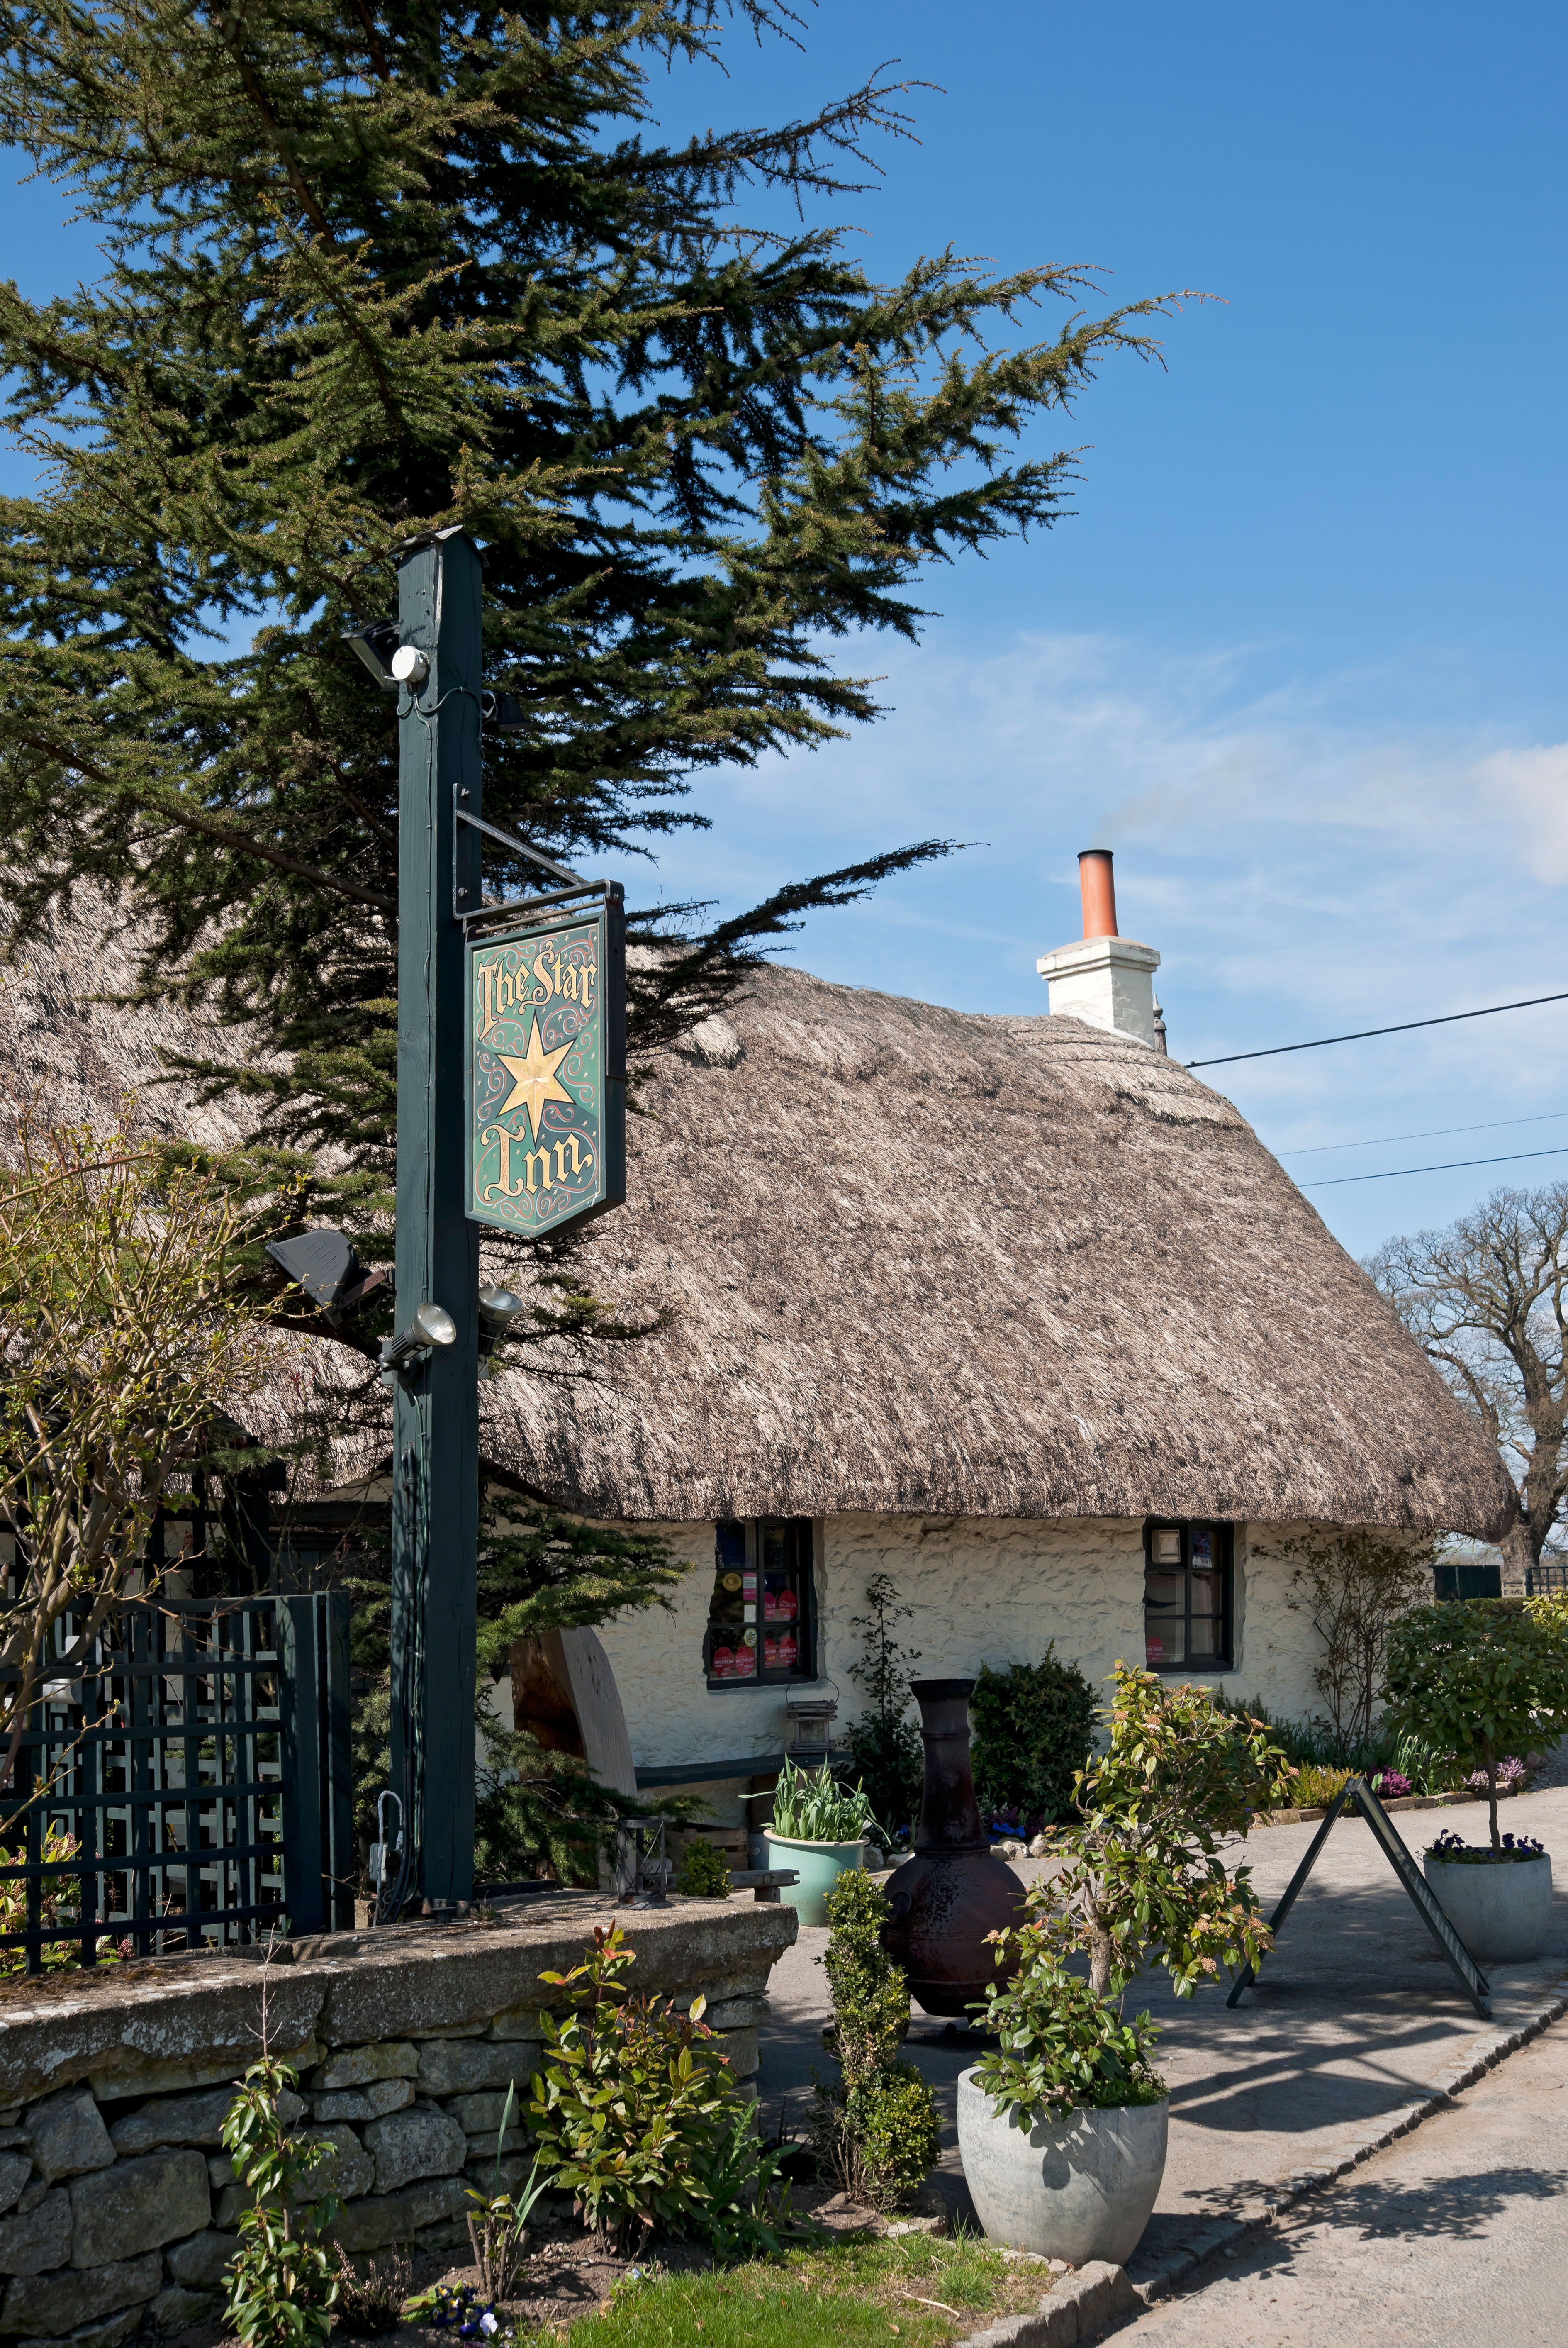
[
  {"x1": 956, "y1": 2067, "x2": 1168, "y2": 2265},
  {"x1": 1423, "y1": 1852, "x2": 1553, "y2": 1963},
  {"x1": 764, "y1": 1832, "x2": 866, "y2": 1927}
]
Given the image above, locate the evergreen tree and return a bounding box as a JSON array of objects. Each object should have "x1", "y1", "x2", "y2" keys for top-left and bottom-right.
[{"x1": 0, "y1": 0, "x2": 1174, "y2": 1198}]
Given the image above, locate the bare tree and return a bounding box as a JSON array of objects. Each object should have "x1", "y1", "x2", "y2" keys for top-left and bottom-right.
[{"x1": 1368, "y1": 1185, "x2": 1568, "y2": 1582}]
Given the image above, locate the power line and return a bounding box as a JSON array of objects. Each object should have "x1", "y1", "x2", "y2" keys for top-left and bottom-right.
[
  {"x1": 1282, "y1": 1108, "x2": 1568, "y2": 1158},
  {"x1": 1303, "y1": 1144, "x2": 1568, "y2": 1189},
  {"x1": 1188, "y1": 988, "x2": 1568, "y2": 1070}
]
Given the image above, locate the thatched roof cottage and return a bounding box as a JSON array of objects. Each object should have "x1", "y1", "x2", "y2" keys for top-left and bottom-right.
[
  {"x1": 478, "y1": 853, "x2": 1512, "y2": 1809},
  {"x1": 0, "y1": 861, "x2": 1512, "y2": 1820}
]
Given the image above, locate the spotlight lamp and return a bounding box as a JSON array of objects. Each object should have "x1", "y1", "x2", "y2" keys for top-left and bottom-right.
[
  {"x1": 379, "y1": 1301, "x2": 458, "y2": 1382},
  {"x1": 343, "y1": 618, "x2": 401, "y2": 690},
  {"x1": 478, "y1": 1285, "x2": 526, "y2": 1376},
  {"x1": 265, "y1": 1226, "x2": 387, "y2": 1326}
]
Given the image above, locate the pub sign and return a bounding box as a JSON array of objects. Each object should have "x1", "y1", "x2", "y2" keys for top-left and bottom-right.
[{"x1": 466, "y1": 889, "x2": 626, "y2": 1238}]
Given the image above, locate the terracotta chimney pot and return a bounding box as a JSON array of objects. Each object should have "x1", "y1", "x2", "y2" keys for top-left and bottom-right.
[{"x1": 1079, "y1": 848, "x2": 1118, "y2": 939}]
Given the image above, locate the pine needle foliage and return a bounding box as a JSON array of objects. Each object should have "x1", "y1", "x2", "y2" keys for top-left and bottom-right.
[{"x1": 0, "y1": 0, "x2": 1178, "y2": 1195}]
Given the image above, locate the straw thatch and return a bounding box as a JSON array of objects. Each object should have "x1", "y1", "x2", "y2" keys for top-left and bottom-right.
[
  {"x1": 0, "y1": 893, "x2": 1513, "y2": 1538},
  {"x1": 485, "y1": 964, "x2": 1514, "y2": 1538}
]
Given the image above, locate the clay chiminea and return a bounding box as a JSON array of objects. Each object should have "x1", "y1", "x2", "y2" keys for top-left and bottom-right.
[{"x1": 880, "y1": 1678, "x2": 1027, "y2": 2017}]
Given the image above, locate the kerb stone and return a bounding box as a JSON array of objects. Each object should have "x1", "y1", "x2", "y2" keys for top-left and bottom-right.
[
  {"x1": 68, "y1": 2150, "x2": 210, "y2": 2268},
  {"x1": 2, "y1": 2250, "x2": 161, "y2": 2338}
]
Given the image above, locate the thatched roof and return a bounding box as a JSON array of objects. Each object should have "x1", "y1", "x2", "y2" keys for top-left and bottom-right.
[
  {"x1": 0, "y1": 893, "x2": 1512, "y2": 1538},
  {"x1": 485, "y1": 964, "x2": 1513, "y2": 1538}
]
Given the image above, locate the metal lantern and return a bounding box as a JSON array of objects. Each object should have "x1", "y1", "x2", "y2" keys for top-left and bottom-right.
[
  {"x1": 785, "y1": 1684, "x2": 838, "y2": 1764},
  {"x1": 613, "y1": 1814, "x2": 669, "y2": 1907}
]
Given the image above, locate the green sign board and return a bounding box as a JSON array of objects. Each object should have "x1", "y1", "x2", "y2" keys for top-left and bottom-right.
[{"x1": 467, "y1": 891, "x2": 626, "y2": 1237}]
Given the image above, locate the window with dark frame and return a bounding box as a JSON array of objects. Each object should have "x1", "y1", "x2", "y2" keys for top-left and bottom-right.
[
  {"x1": 704, "y1": 1519, "x2": 814, "y2": 1686},
  {"x1": 1143, "y1": 1520, "x2": 1234, "y2": 1672}
]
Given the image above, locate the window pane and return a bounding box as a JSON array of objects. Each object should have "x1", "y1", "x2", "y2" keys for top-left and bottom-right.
[
  {"x1": 708, "y1": 1519, "x2": 810, "y2": 1682},
  {"x1": 1189, "y1": 1526, "x2": 1216, "y2": 1573},
  {"x1": 1146, "y1": 1621, "x2": 1185, "y2": 1668},
  {"x1": 1190, "y1": 1617, "x2": 1223, "y2": 1658},
  {"x1": 1144, "y1": 1571, "x2": 1185, "y2": 1615}
]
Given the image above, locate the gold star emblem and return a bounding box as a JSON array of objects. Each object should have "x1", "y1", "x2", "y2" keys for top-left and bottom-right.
[{"x1": 494, "y1": 1019, "x2": 575, "y2": 1141}]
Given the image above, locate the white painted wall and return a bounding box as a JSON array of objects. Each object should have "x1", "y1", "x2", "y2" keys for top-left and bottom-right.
[{"x1": 593, "y1": 1512, "x2": 1345, "y2": 1798}]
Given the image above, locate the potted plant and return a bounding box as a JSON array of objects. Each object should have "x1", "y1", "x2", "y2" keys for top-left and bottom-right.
[
  {"x1": 1383, "y1": 1597, "x2": 1568, "y2": 1963},
  {"x1": 763, "y1": 1757, "x2": 877, "y2": 1926},
  {"x1": 957, "y1": 1665, "x2": 1292, "y2": 2262}
]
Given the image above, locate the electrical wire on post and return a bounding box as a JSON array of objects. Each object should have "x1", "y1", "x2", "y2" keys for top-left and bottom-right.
[{"x1": 1302, "y1": 1144, "x2": 1568, "y2": 1189}]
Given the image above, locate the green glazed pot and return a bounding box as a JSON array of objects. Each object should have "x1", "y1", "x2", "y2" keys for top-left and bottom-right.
[{"x1": 765, "y1": 1832, "x2": 867, "y2": 1926}]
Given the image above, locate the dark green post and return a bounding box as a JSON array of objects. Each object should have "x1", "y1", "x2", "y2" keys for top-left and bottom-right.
[{"x1": 389, "y1": 528, "x2": 482, "y2": 1907}]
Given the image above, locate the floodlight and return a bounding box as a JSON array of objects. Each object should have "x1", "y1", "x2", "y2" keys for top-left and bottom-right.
[
  {"x1": 380, "y1": 1300, "x2": 458, "y2": 1378},
  {"x1": 479, "y1": 689, "x2": 525, "y2": 731},
  {"x1": 478, "y1": 1285, "x2": 526, "y2": 1327},
  {"x1": 266, "y1": 1225, "x2": 387, "y2": 1326}
]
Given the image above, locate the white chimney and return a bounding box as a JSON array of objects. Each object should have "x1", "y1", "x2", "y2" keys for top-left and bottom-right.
[{"x1": 1036, "y1": 849, "x2": 1161, "y2": 1048}]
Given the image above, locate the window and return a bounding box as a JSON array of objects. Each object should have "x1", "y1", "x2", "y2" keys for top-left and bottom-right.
[
  {"x1": 704, "y1": 1519, "x2": 815, "y2": 1687},
  {"x1": 1143, "y1": 1520, "x2": 1233, "y2": 1672}
]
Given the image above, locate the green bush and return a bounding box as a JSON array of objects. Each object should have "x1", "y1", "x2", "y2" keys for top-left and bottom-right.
[
  {"x1": 842, "y1": 1575, "x2": 925, "y2": 1844},
  {"x1": 220, "y1": 2056, "x2": 339, "y2": 2348},
  {"x1": 528, "y1": 1923, "x2": 750, "y2": 2248},
  {"x1": 1383, "y1": 1598, "x2": 1568, "y2": 1854},
  {"x1": 676, "y1": 1838, "x2": 732, "y2": 1898},
  {"x1": 969, "y1": 1648, "x2": 1097, "y2": 1828},
  {"x1": 1291, "y1": 1764, "x2": 1352, "y2": 1809},
  {"x1": 970, "y1": 1942, "x2": 1165, "y2": 2119},
  {"x1": 810, "y1": 1868, "x2": 940, "y2": 2209},
  {"x1": 1213, "y1": 1691, "x2": 1394, "y2": 1777}
]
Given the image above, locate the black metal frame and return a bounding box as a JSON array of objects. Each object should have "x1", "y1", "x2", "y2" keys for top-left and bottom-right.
[
  {"x1": 1226, "y1": 1775, "x2": 1492, "y2": 2019},
  {"x1": 1143, "y1": 1517, "x2": 1234, "y2": 1673},
  {"x1": 0, "y1": 1592, "x2": 353, "y2": 1972},
  {"x1": 704, "y1": 1518, "x2": 816, "y2": 1690}
]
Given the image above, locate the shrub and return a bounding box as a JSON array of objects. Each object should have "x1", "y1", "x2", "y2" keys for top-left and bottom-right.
[
  {"x1": 676, "y1": 1838, "x2": 732, "y2": 1898},
  {"x1": 1213, "y1": 1690, "x2": 1393, "y2": 1777},
  {"x1": 970, "y1": 1649, "x2": 1097, "y2": 1829},
  {"x1": 1029, "y1": 1665, "x2": 1295, "y2": 1999},
  {"x1": 1277, "y1": 1529, "x2": 1435, "y2": 1751},
  {"x1": 810, "y1": 1868, "x2": 940, "y2": 2208},
  {"x1": 332, "y1": 2249, "x2": 411, "y2": 2338},
  {"x1": 843, "y1": 1575, "x2": 925, "y2": 1843},
  {"x1": 1383, "y1": 1599, "x2": 1568, "y2": 1854},
  {"x1": 970, "y1": 1931, "x2": 1165, "y2": 2119},
  {"x1": 221, "y1": 2056, "x2": 339, "y2": 2348},
  {"x1": 1292, "y1": 1765, "x2": 1352, "y2": 1809},
  {"x1": 1373, "y1": 1770, "x2": 1412, "y2": 1800},
  {"x1": 528, "y1": 1923, "x2": 785, "y2": 2254}
]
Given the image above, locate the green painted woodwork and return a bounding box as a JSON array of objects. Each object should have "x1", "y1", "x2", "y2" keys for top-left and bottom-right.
[
  {"x1": 467, "y1": 898, "x2": 626, "y2": 1238},
  {"x1": 389, "y1": 529, "x2": 482, "y2": 1907}
]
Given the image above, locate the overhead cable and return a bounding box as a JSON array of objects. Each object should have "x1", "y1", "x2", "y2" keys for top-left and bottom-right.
[
  {"x1": 1303, "y1": 1144, "x2": 1568, "y2": 1189},
  {"x1": 1282, "y1": 1108, "x2": 1568, "y2": 1158},
  {"x1": 1188, "y1": 989, "x2": 1568, "y2": 1070}
]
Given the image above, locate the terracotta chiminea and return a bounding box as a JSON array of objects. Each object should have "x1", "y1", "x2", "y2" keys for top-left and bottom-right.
[{"x1": 880, "y1": 1678, "x2": 1027, "y2": 2018}]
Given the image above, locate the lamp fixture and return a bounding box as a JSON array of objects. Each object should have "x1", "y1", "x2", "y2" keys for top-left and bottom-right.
[
  {"x1": 266, "y1": 1226, "x2": 387, "y2": 1326},
  {"x1": 390, "y1": 644, "x2": 430, "y2": 687},
  {"x1": 477, "y1": 1284, "x2": 526, "y2": 1376},
  {"x1": 344, "y1": 619, "x2": 400, "y2": 690},
  {"x1": 379, "y1": 1301, "x2": 458, "y2": 1382}
]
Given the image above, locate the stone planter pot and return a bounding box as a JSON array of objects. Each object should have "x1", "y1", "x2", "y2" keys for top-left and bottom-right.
[
  {"x1": 956, "y1": 2068, "x2": 1168, "y2": 2265},
  {"x1": 764, "y1": 1832, "x2": 865, "y2": 1926},
  {"x1": 1423, "y1": 1852, "x2": 1553, "y2": 1963}
]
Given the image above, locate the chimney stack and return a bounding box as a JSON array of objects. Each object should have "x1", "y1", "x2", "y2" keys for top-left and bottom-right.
[{"x1": 1036, "y1": 848, "x2": 1162, "y2": 1048}]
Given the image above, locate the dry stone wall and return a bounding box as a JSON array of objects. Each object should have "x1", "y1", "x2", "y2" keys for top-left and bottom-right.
[{"x1": 0, "y1": 1893, "x2": 794, "y2": 2346}]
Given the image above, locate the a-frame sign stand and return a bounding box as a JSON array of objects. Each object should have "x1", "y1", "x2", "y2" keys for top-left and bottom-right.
[{"x1": 1227, "y1": 1777, "x2": 1492, "y2": 2019}]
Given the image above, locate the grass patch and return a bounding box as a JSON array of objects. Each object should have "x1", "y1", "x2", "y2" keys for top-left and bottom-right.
[{"x1": 545, "y1": 2229, "x2": 1052, "y2": 2348}]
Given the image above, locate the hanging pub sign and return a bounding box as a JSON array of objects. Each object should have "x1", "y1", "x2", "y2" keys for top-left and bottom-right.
[{"x1": 466, "y1": 886, "x2": 626, "y2": 1238}]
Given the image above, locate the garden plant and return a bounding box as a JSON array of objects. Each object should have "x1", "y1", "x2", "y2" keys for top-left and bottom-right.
[
  {"x1": 676, "y1": 1838, "x2": 734, "y2": 1899},
  {"x1": 969, "y1": 1648, "x2": 1097, "y2": 1831},
  {"x1": 527, "y1": 1924, "x2": 792, "y2": 2254},
  {"x1": 1026, "y1": 1665, "x2": 1295, "y2": 2000},
  {"x1": 220, "y1": 2054, "x2": 339, "y2": 2348},
  {"x1": 1383, "y1": 1598, "x2": 1568, "y2": 1855},
  {"x1": 843, "y1": 1575, "x2": 926, "y2": 1843},
  {"x1": 810, "y1": 1869, "x2": 941, "y2": 2208},
  {"x1": 769, "y1": 1759, "x2": 878, "y2": 1844}
]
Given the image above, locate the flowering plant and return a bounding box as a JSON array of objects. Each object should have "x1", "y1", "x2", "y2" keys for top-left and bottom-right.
[
  {"x1": 408, "y1": 2281, "x2": 502, "y2": 2337},
  {"x1": 1373, "y1": 1771, "x2": 1412, "y2": 1800},
  {"x1": 1427, "y1": 1828, "x2": 1544, "y2": 1866},
  {"x1": 1466, "y1": 1756, "x2": 1527, "y2": 1797}
]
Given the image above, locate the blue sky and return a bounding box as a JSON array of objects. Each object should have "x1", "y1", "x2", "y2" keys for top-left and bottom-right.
[{"x1": 5, "y1": 2, "x2": 1566, "y2": 1258}]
